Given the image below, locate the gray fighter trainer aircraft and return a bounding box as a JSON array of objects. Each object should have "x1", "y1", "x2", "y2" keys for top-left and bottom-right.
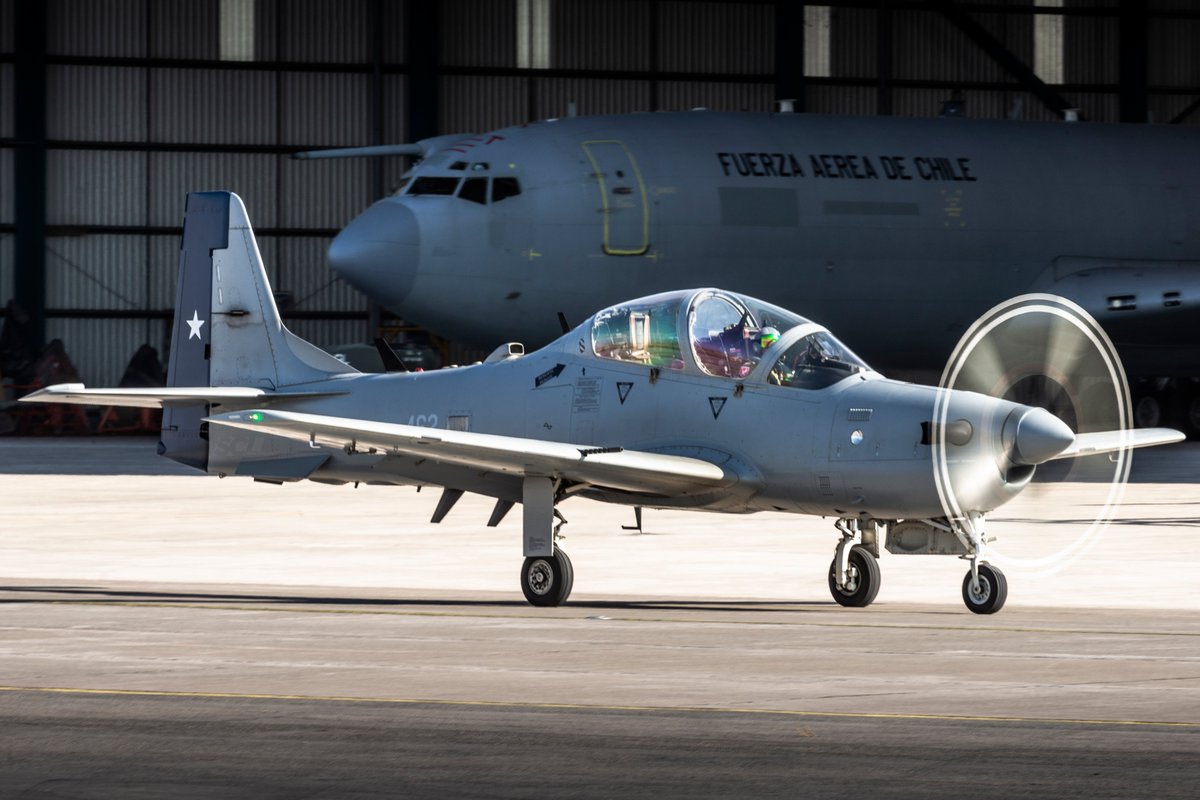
[
  {"x1": 24, "y1": 192, "x2": 1183, "y2": 613},
  {"x1": 312, "y1": 111, "x2": 1200, "y2": 429}
]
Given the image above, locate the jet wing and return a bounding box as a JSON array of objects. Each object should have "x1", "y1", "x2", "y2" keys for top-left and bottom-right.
[
  {"x1": 206, "y1": 409, "x2": 735, "y2": 496},
  {"x1": 1050, "y1": 427, "x2": 1185, "y2": 461},
  {"x1": 20, "y1": 383, "x2": 345, "y2": 409}
]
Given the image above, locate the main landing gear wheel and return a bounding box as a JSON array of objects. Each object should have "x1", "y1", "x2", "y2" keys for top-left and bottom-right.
[
  {"x1": 521, "y1": 548, "x2": 574, "y2": 607},
  {"x1": 962, "y1": 563, "x2": 1007, "y2": 614},
  {"x1": 828, "y1": 545, "x2": 880, "y2": 608}
]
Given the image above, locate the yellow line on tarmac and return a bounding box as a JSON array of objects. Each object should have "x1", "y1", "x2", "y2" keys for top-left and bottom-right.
[{"x1": 1, "y1": 685, "x2": 1196, "y2": 729}]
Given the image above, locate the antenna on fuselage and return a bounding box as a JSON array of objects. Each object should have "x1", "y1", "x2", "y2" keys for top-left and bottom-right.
[
  {"x1": 557, "y1": 312, "x2": 570, "y2": 334},
  {"x1": 374, "y1": 338, "x2": 409, "y2": 372}
]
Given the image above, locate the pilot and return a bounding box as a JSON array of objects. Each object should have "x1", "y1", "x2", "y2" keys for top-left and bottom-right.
[
  {"x1": 737, "y1": 326, "x2": 780, "y2": 378},
  {"x1": 759, "y1": 326, "x2": 780, "y2": 352}
]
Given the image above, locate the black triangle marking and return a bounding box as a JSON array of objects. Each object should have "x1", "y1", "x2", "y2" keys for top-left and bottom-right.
[
  {"x1": 617, "y1": 382, "x2": 634, "y2": 405},
  {"x1": 709, "y1": 397, "x2": 727, "y2": 419}
]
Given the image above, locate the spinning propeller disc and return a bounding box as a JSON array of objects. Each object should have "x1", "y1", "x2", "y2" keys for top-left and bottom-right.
[{"x1": 933, "y1": 294, "x2": 1133, "y2": 576}]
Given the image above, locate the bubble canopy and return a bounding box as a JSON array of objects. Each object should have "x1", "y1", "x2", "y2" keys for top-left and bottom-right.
[{"x1": 588, "y1": 288, "x2": 871, "y2": 389}]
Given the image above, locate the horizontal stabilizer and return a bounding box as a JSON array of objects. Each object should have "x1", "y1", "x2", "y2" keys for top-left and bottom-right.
[
  {"x1": 1051, "y1": 427, "x2": 1185, "y2": 461},
  {"x1": 20, "y1": 383, "x2": 344, "y2": 409},
  {"x1": 206, "y1": 409, "x2": 734, "y2": 496},
  {"x1": 291, "y1": 144, "x2": 425, "y2": 159}
]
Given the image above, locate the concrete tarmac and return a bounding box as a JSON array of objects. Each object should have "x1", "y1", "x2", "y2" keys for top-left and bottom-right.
[{"x1": 1, "y1": 438, "x2": 1198, "y2": 797}]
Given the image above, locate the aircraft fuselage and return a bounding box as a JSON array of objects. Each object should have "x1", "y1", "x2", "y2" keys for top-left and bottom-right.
[{"x1": 330, "y1": 112, "x2": 1200, "y2": 380}]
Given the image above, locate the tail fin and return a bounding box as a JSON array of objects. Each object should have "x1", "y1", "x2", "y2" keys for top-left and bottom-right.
[{"x1": 161, "y1": 191, "x2": 356, "y2": 469}]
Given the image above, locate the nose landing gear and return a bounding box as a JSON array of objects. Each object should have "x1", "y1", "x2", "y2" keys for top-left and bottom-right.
[{"x1": 962, "y1": 562, "x2": 1007, "y2": 614}]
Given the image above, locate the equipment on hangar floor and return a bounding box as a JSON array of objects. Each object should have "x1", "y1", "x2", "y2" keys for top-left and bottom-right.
[{"x1": 24, "y1": 192, "x2": 1183, "y2": 613}]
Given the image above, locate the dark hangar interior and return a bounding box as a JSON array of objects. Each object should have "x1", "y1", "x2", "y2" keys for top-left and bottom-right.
[{"x1": 1, "y1": 0, "x2": 1198, "y2": 393}]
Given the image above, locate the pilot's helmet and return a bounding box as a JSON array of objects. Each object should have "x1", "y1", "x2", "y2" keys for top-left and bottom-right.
[{"x1": 760, "y1": 326, "x2": 780, "y2": 349}]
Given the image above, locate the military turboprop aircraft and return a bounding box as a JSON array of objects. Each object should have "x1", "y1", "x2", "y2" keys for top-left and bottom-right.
[
  {"x1": 310, "y1": 110, "x2": 1200, "y2": 430},
  {"x1": 24, "y1": 192, "x2": 1183, "y2": 613}
]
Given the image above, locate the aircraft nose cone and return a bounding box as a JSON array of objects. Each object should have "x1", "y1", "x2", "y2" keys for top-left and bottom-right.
[
  {"x1": 1007, "y1": 406, "x2": 1076, "y2": 466},
  {"x1": 329, "y1": 200, "x2": 419, "y2": 306}
]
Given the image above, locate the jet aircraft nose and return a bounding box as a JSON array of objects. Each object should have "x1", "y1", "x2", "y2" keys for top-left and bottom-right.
[
  {"x1": 1006, "y1": 406, "x2": 1076, "y2": 466},
  {"x1": 329, "y1": 199, "x2": 419, "y2": 307}
]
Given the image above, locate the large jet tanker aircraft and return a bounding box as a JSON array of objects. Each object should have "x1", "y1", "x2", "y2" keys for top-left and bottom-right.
[{"x1": 312, "y1": 111, "x2": 1200, "y2": 430}]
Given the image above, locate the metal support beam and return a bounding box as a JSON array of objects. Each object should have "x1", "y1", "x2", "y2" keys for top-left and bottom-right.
[
  {"x1": 934, "y1": 0, "x2": 1075, "y2": 119},
  {"x1": 774, "y1": 1, "x2": 805, "y2": 111},
  {"x1": 1169, "y1": 96, "x2": 1200, "y2": 126},
  {"x1": 14, "y1": 1, "x2": 47, "y2": 349},
  {"x1": 1118, "y1": 0, "x2": 1148, "y2": 123},
  {"x1": 405, "y1": 0, "x2": 439, "y2": 143},
  {"x1": 877, "y1": 0, "x2": 893, "y2": 116}
]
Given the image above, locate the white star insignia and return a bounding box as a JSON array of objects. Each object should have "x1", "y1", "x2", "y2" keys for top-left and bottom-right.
[{"x1": 186, "y1": 310, "x2": 206, "y2": 340}]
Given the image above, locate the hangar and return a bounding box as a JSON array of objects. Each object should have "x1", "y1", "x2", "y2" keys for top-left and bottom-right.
[{"x1": 2, "y1": 0, "x2": 1199, "y2": 393}]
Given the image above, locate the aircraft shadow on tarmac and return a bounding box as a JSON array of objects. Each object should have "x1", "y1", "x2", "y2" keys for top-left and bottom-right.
[{"x1": 0, "y1": 584, "x2": 845, "y2": 613}]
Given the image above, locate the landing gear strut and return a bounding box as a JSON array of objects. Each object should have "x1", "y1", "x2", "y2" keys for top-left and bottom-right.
[
  {"x1": 828, "y1": 519, "x2": 881, "y2": 607},
  {"x1": 519, "y1": 476, "x2": 575, "y2": 606},
  {"x1": 949, "y1": 512, "x2": 1008, "y2": 615}
]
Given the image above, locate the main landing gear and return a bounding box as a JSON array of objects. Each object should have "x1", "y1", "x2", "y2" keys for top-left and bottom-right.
[
  {"x1": 518, "y1": 476, "x2": 575, "y2": 607},
  {"x1": 521, "y1": 547, "x2": 574, "y2": 607},
  {"x1": 828, "y1": 520, "x2": 881, "y2": 607},
  {"x1": 827, "y1": 516, "x2": 1009, "y2": 614}
]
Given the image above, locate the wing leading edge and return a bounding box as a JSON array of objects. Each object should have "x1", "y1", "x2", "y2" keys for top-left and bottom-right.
[
  {"x1": 20, "y1": 383, "x2": 346, "y2": 409},
  {"x1": 206, "y1": 408, "x2": 736, "y2": 496}
]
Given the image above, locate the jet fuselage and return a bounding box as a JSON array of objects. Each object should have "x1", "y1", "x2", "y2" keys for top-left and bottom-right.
[{"x1": 329, "y1": 112, "x2": 1200, "y2": 380}]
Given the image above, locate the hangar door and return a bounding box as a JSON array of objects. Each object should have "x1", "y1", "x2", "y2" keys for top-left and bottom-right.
[{"x1": 582, "y1": 140, "x2": 650, "y2": 256}]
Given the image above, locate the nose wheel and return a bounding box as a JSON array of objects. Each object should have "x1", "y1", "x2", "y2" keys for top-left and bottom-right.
[
  {"x1": 962, "y1": 562, "x2": 1007, "y2": 614},
  {"x1": 521, "y1": 547, "x2": 574, "y2": 607}
]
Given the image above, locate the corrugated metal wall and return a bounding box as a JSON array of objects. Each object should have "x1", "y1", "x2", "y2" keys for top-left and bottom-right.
[
  {"x1": 552, "y1": 0, "x2": 652, "y2": 72},
  {"x1": 441, "y1": 0, "x2": 518, "y2": 68},
  {"x1": 658, "y1": 1, "x2": 774, "y2": 75},
  {"x1": 3, "y1": 0, "x2": 1200, "y2": 390}
]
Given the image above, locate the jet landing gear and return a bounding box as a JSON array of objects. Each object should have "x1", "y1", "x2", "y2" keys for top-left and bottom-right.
[
  {"x1": 948, "y1": 512, "x2": 1008, "y2": 615},
  {"x1": 519, "y1": 477, "x2": 575, "y2": 607},
  {"x1": 521, "y1": 547, "x2": 574, "y2": 607},
  {"x1": 829, "y1": 516, "x2": 1009, "y2": 613},
  {"x1": 828, "y1": 519, "x2": 881, "y2": 607},
  {"x1": 962, "y1": 562, "x2": 1007, "y2": 614}
]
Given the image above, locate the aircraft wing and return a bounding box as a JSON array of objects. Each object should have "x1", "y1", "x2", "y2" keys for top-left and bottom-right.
[
  {"x1": 20, "y1": 383, "x2": 344, "y2": 409},
  {"x1": 1050, "y1": 427, "x2": 1185, "y2": 461},
  {"x1": 206, "y1": 409, "x2": 735, "y2": 496},
  {"x1": 291, "y1": 133, "x2": 474, "y2": 161}
]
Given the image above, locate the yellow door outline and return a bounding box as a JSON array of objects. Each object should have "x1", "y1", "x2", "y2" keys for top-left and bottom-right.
[{"x1": 582, "y1": 139, "x2": 650, "y2": 256}]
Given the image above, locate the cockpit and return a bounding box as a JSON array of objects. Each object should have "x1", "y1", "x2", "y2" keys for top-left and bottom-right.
[
  {"x1": 589, "y1": 289, "x2": 870, "y2": 389},
  {"x1": 394, "y1": 159, "x2": 522, "y2": 205}
]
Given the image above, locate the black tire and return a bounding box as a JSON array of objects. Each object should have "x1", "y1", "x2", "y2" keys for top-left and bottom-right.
[
  {"x1": 962, "y1": 563, "x2": 1008, "y2": 614},
  {"x1": 828, "y1": 545, "x2": 880, "y2": 608},
  {"x1": 557, "y1": 548, "x2": 575, "y2": 603},
  {"x1": 521, "y1": 548, "x2": 572, "y2": 607}
]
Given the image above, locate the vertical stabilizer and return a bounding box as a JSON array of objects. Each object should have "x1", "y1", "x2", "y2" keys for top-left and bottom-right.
[{"x1": 160, "y1": 191, "x2": 356, "y2": 470}]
